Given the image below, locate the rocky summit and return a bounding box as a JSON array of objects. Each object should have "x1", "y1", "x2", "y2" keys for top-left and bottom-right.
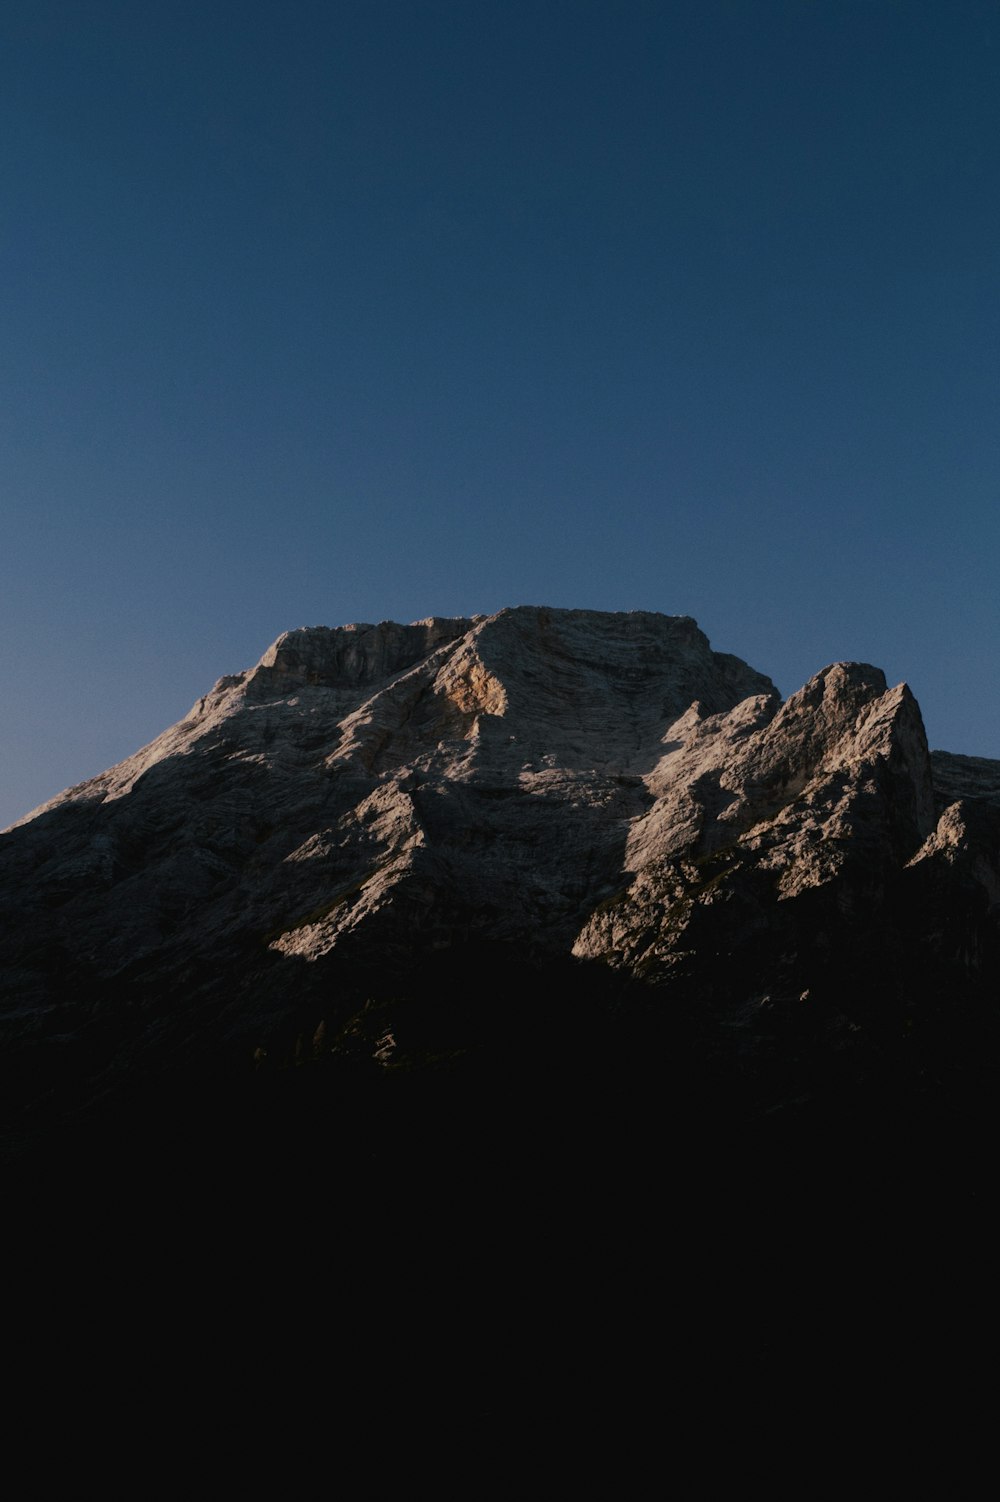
[{"x1": 2, "y1": 605, "x2": 1000, "y2": 1181}]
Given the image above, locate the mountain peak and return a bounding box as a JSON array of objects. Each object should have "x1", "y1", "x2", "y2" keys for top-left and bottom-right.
[{"x1": 2, "y1": 607, "x2": 999, "y2": 1169}]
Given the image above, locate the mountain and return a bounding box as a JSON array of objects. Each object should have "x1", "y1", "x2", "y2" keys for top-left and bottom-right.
[{"x1": 2, "y1": 605, "x2": 999, "y2": 1184}]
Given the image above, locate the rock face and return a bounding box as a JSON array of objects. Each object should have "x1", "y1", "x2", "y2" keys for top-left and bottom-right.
[{"x1": 2, "y1": 605, "x2": 999, "y2": 1159}]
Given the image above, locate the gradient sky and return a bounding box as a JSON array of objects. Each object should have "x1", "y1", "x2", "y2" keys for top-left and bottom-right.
[{"x1": 2, "y1": 0, "x2": 998, "y2": 827}]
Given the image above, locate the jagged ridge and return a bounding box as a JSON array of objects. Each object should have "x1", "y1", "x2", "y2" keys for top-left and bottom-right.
[{"x1": 1, "y1": 604, "x2": 998, "y2": 1160}]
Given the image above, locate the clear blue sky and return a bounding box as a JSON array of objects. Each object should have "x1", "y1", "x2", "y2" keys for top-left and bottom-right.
[{"x1": 2, "y1": 1, "x2": 998, "y2": 826}]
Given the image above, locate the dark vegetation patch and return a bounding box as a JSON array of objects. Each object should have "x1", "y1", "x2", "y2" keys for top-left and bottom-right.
[{"x1": 5, "y1": 928, "x2": 998, "y2": 1430}]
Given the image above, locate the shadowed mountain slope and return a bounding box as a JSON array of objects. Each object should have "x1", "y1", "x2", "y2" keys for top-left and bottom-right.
[{"x1": 2, "y1": 605, "x2": 999, "y2": 1178}]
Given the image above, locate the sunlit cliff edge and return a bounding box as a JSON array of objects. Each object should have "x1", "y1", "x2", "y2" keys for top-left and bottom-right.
[{"x1": 2, "y1": 605, "x2": 999, "y2": 1165}]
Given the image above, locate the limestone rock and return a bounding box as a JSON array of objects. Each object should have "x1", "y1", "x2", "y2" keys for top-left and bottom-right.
[{"x1": 1, "y1": 604, "x2": 997, "y2": 1149}]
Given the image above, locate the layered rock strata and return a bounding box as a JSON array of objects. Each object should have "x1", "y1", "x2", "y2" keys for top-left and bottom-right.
[{"x1": 1, "y1": 606, "x2": 998, "y2": 1146}]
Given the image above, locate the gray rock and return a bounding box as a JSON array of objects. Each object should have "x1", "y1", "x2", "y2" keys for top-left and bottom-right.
[{"x1": 1, "y1": 604, "x2": 997, "y2": 1137}]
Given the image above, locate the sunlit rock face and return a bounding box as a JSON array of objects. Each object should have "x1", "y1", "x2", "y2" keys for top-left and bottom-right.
[
  {"x1": 0, "y1": 608, "x2": 775, "y2": 983},
  {"x1": 1, "y1": 605, "x2": 998, "y2": 1145},
  {"x1": 574, "y1": 661, "x2": 937, "y2": 967}
]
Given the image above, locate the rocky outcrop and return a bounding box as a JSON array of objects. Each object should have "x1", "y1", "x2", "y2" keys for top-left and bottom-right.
[
  {"x1": 0, "y1": 608, "x2": 774, "y2": 986},
  {"x1": 574, "y1": 661, "x2": 937, "y2": 968},
  {"x1": 1, "y1": 605, "x2": 998, "y2": 1156}
]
